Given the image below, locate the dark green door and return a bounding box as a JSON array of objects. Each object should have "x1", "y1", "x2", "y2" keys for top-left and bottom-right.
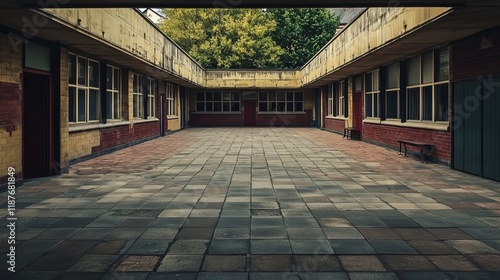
[{"x1": 482, "y1": 75, "x2": 500, "y2": 181}]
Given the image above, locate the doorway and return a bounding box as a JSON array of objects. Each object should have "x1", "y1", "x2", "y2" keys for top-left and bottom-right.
[
  {"x1": 23, "y1": 71, "x2": 52, "y2": 179},
  {"x1": 244, "y1": 100, "x2": 256, "y2": 126}
]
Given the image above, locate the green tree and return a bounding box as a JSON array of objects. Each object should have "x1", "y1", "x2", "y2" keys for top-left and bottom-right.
[
  {"x1": 160, "y1": 9, "x2": 283, "y2": 69},
  {"x1": 267, "y1": 8, "x2": 339, "y2": 68}
]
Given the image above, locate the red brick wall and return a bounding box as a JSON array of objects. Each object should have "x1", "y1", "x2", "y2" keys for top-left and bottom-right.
[
  {"x1": 324, "y1": 118, "x2": 346, "y2": 134},
  {"x1": 94, "y1": 121, "x2": 160, "y2": 152},
  {"x1": 452, "y1": 26, "x2": 500, "y2": 81},
  {"x1": 256, "y1": 110, "x2": 313, "y2": 126},
  {"x1": 0, "y1": 82, "x2": 22, "y2": 129},
  {"x1": 189, "y1": 113, "x2": 244, "y2": 126},
  {"x1": 363, "y1": 123, "x2": 451, "y2": 162}
]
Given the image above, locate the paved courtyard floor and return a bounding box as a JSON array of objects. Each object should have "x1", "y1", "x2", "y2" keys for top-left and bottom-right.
[{"x1": 1, "y1": 127, "x2": 500, "y2": 280}]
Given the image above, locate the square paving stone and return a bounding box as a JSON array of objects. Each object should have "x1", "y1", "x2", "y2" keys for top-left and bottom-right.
[
  {"x1": 90, "y1": 240, "x2": 129, "y2": 254},
  {"x1": 140, "y1": 228, "x2": 178, "y2": 239},
  {"x1": 114, "y1": 256, "x2": 161, "y2": 272},
  {"x1": 393, "y1": 228, "x2": 437, "y2": 240},
  {"x1": 51, "y1": 217, "x2": 94, "y2": 228},
  {"x1": 217, "y1": 217, "x2": 251, "y2": 228},
  {"x1": 296, "y1": 272, "x2": 350, "y2": 280},
  {"x1": 197, "y1": 272, "x2": 248, "y2": 280},
  {"x1": 317, "y1": 218, "x2": 353, "y2": 228},
  {"x1": 398, "y1": 272, "x2": 451, "y2": 280},
  {"x1": 117, "y1": 217, "x2": 155, "y2": 228},
  {"x1": 427, "y1": 228, "x2": 473, "y2": 240},
  {"x1": 208, "y1": 239, "x2": 250, "y2": 254},
  {"x1": 183, "y1": 217, "x2": 218, "y2": 228},
  {"x1": 358, "y1": 228, "x2": 401, "y2": 240},
  {"x1": 70, "y1": 228, "x2": 114, "y2": 240},
  {"x1": 168, "y1": 240, "x2": 208, "y2": 255},
  {"x1": 157, "y1": 255, "x2": 204, "y2": 272},
  {"x1": 251, "y1": 255, "x2": 293, "y2": 272},
  {"x1": 445, "y1": 240, "x2": 498, "y2": 254},
  {"x1": 368, "y1": 240, "x2": 418, "y2": 254},
  {"x1": 25, "y1": 254, "x2": 81, "y2": 271},
  {"x1": 290, "y1": 240, "x2": 335, "y2": 254},
  {"x1": 467, "y1": 254, "x2": 500, "y2": 271},
  {"x1": 251, "y1": 227, "x2": 288, "y2": 239},
  {"x1": 323, "y1": 228, "x2": 364, "y2": 240},
  {"x1": 462, "y1": 227, "x2": 500, "y2": 240},
  {"x1": 293, "y1": 255, "x2": 342, "y2": 272},
  {"x1": 249, "y1": 272, "x2": 299, "y2": 280},
  {"x1": 445, "y1": 272, "x2": 499, "y2": 280},
  {"x1": 427, "y1": 255, "x2": 479, "y2": 271},
  {"x1": 284, "y1": 218, "x2": 320, "y2": 228},
  {"x1": 126, "y1": 239, "x2": 170, "y2": 255},
  {"x1": 251, "y1": 217, "x2": 285, "y2": 227},
  {"x1": 68, "y1": 254, "x2": 120, "y2": 272},
  {"x1": 348, "y1": 272, "x2": 398, "y2": 280},
  {"x1": 34, "y1": 228, "x2": 80, "y2": 239},
  {"x1": 177, "y1": 228, "x2": 214, "y2": 239},
  {"x1": 150, "y1": 218, "x2": 186, "y2": 228},
  {"x1": 104, "y1": 228, "x2": 146, "y2": 240},
  {"x1": 287, "y1": 228, "x2": 326, "y2": 240},
  {"x1": 381, "y1": 255, "x2": 437, "y2": 271},
  {"x1": 214, "y1": 228, "x2": 250, "y2": 239},
  {"x1": 195, "y1": 202, "x2": 224, "y2": 209},
  {"x1": 47, "y1": 240, "x2": 98, "y2": 255},
  {"x1": 17, "y1": 239, "x2": 62, "y2": 255},
  {"x1": 202, "y1": 255, "x2": 247, "y2": 271},
  {"x1": 251, "y1": 240, "x2": 291, "y2": 254},
  {"x1": 330, "y1": 240, "x2": 376, "y2": 254},
  {"x1": 339, "y1": 256, "x2": 386, "y2": 272},
  {"x1": 407, "y1": 240, "x2": 460, "y2": 254}
]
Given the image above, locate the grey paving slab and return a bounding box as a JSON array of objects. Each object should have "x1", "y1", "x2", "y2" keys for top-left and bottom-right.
[{"x1": 4, "y1": 127, "x2": 500, "y2": 277}]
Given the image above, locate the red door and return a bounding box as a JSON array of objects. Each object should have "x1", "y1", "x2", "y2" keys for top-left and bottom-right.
[
  {"x1": 244, "y1": 100, "x2": 256, "y2": 126},
  {"x1": 353, "y1": 91, "x2": 363, "y2": 139}
]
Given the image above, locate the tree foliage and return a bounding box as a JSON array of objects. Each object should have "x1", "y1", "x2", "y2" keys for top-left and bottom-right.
[
  {"x1": 160, "y1": 9, "x2": 283, "y2": 69},
  {"x1": 267, "y1": 8, "x2": 339, "y2": 68}
]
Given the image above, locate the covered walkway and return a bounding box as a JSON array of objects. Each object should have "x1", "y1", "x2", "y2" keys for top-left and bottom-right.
[{"x1": 1, "y1": 128, "x2": 500, "y2": 280}]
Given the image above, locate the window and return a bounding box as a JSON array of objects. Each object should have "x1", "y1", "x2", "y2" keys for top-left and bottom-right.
[
  {"x1": 133, "y1": 73, "x2": 144, "y2": 118},
  {"x1": 405, "y1": 48, "x2": 449, "y2": 122},
  {"x1": 365, "y1": 69, "x2": 380, "y2": 118},
  {"x1": 147, "y1": 78, "x2": 156, "y2": 118},
  {"x1": 196, "y1": 91, "x2": 240, "y2": 112},
  {"x1": 327, "y1": 82, "x2": 345, "y2": 117},
  {"x1": 68, "y1": 54, "x2": 100, "y2": 123},
  {"x1": 338, "y1": 81, "x2": 345, "y2": 117},
  {"x1": 386, "y1": 62, "x2": 400, "y2": 119},
  {"x1": 259, "y1": 91, "x2": 303, "y2": 112},
  {"x1": 327, "y1": 85, "x2": 334, "y2": 116},
  {"x1": 106, "y1": 66, "x2": 121, "y2": 120},
  {"x1": 166, "y1": 84, "x2": 177, "y2": 117}
]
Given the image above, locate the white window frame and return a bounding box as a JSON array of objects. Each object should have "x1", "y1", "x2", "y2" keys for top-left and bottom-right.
[
  {"x1": 68, "y1": 53, "x2": 100, "y2": 123},
  {"x1": 337, "y1": 81, "x2": 345, "y2": 117},
  {"x1": 106, "y1": 65, "x2": 121, "y2": 120},
  {"x1": 166, "y1": 83, "x2": 177, "y2": 117},
  {"x1": 196, "y1": 91, "x2": 240, "y2": 112},
  {"x1": 327, "y1": 85, "x2": 334, "y2": 116},
  {"x1": 386, "y1": 62, "x2": 400, "y2": 120},
  {"x1": 147, "y1": 78, "x2": 157, "y2": 118},
  {"x1": 132, "y1": 73, "x2": 144, "y2": 119},
  {"x1": 406, "y1": 48, "x2": 449, "y2": 122},
  {"x1": 258, "y1": 91, "x2": 304, "y2": 113},
  {"x1": 365, "y1": 69, "x2": 380, "y2": 119}
]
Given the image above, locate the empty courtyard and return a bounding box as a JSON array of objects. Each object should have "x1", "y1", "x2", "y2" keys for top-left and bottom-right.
[{"x1": 1, "y1": 127, "x2": 500, "y2": 280}]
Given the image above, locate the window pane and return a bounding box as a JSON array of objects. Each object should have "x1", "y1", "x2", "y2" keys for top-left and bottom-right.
[
  {"x1": 89, "y1": 60, "x2": 99, "y2": 88},
  {"x1": 69, "y1": 87, "x2": 76, "y2": 122},
  {"x1": 365, "y1": 72, "x2": 372, "y2": 92},
  {"x1": 106, "y1": 91, "x2": 112, "y2": 119},
  {"x1": 107, "y1": 66, "x2": 112, "y2": 89},
  {"x1": 69, "y1": 54, "x2": 76, "y2": 85},
  {"x1": 196, "y1": 92, "x2": 204, "y2": 101},
  {"x1": 78, "y1": 89, "x2": 86, "y2": 122},
  {"x1": 287, "y1": 91, "x2": 294, "y2": 101},
  {"x1": 214, "y1": 92, "x2": 222, "y2": 101},
  {"x1": 386, "y1": 90, "x2": 399, "y2": 119},
  {"x1": 89, "y1": 89, "x2": 99, "y2": 120},
  {"x1": 422, "y1": 86, "x2": 432, "y2": 121},
  {"x1": 222, "y1": 102, "x2": 229, "y2": 111},
  {"x1": 437, "y1": 48, "x2": 449, "y2": 82},
  {"x1": 277, "y1": 102, "x2": 285, "y2": 111},
  {"x1": 223, "y1": 92, "x2": 230, "y2": 101},
  {"x1": 373, "y1": 70, "x2": 379, "y2": 91},
  {"x1": 277, "y1": 92, "x2": 286, "y2": 101},
  {"x1": 214, "y1": 102, "x2": 221, "y2": 111},
  {"x1": 355, "y1": 77, "x2": 362, "y2": 92},
  {"x1": 114, "y1": 92, "x2": 120, "y2": 119},
  {"x1": 231, "y1": 102, "x2": 240, "y2": 112},
  {"x1": 270, "y1": 101, "x2": 277, "y2": 111},
  {"x1": 286, "y1": 102, "x2": 293, "y2": 112},
  {"x1": 422, "y1": 51, "x2": 433, "y2": 84},
  {"x1": 133, "y1": 95, "x2": 139, "y2": 117},
  {"x1": 435, "y1": 84, "x2": 449, "y2": 121},
  {"x1": 196, "y1": 102, "x2": 204, "y2": 111},
  {"x1": 133, "y1": 74, "x2": 141, "y2": 93},
  {"x1": 407, "y1": 56, "x2": 420, "y2": 86},
  {"x1": 386, "y1": 63, "x2": 400, "y2": 89},
  {"x1": 78, "y1": 57, "x2": 87, "y2": 85},
  {"x1": 259, "y1": 92, "x2": 267, "y2": 101},
  {"x1": 206, "y1": 92, "x2": 213, "y2": 101},
  {"x1": 407, "y1": 88, "x2": 420, "y2": 120},
  {"x1": 206, "y1": 102, "x2": 213, "y2": 112},
  {"x1": 231, "y1": 92, "x2": 240, "y2": 101},
  {"x1": 374, "y1": 93, "x2": 379, "y2": 118},
  {"x1": 295, "y1": 92, "x2": 303, "y2": 101},
  {"x1": 269, "y1": 92, "x2": 276, "y2": 101},
  {"x1": 114, "y1": 68, "x2": 120, "y2": 90},
  {"x1": 295, "y1": 102, "x2": 303, "y2": 112},
  {"x1": 365, "y1": 94, "x2": 373, "y2": 117},
  {"x1": 259, "y1": 102, "x2": 268, "y2": 112}
]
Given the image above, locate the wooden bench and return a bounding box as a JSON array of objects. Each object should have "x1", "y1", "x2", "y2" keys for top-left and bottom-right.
[
  {"x1": 343, "y1": 127, "x2": 359, "y2": 140},
  {"x1": 397, "y1": 140, "x2": 436, "y2": 162}
]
